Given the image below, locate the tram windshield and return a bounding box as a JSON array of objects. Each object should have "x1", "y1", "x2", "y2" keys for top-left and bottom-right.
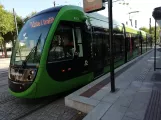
[{"x1": 11, "y1": 12, "x2": 58, "y2": 66}]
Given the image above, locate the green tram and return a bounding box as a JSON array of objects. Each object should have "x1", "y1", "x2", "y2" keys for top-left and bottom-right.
[{"x1": 8, "y1": 5, "x2": 152, "y2": 98}]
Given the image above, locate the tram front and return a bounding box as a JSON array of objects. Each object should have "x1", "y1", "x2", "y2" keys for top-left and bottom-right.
[{"x1": 8, "y1": 10, "x2": 58, "y2": 96}]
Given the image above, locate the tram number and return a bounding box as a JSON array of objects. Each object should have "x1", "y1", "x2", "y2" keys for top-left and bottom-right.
[{"x1": 84, "y1": 60, "x2": 88, "y2": 66}]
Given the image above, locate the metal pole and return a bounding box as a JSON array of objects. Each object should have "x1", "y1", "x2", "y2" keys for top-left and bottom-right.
[
  {"x1": 154, "y1": 20, "x2": 157, "y2": 71},
  {"x1": 108, "y1": 0, "x2": 115, "y2": 92},
  {"x1": 53, "y1": 1, "x2": 55, "y2": 7},
  {"x1": 141, "y1": 32, "x2": 143, "y2": 54},
  {"x1": 13, "y1": 8, "x2": 18, "y2": 36},
  {"x1": 146, "y1": 34, "x2": 147, "y2": 52},
  {"x1": 122, "y1": 23, "x2": 127, "y2": 63},
  {"x1": 135, "y1": 20, "x2": 137, "y2": 28},
  {"x1": 149, "y1": 18, "x2": 151, "y2": 34},
  {"x1": 13, "y1": 8, "x2": 22, "y2": 61},
  {"x1": 149, "y1": 18, "x2": 152, "y2": 49}
]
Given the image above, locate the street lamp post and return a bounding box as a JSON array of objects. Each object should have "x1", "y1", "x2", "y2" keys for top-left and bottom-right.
[
  {"x1": 103, "y1": 0, "x2": 124, "y2": 92},
  {"x1": 108, "y1": 0, "x2": 115, "y2": 93}
]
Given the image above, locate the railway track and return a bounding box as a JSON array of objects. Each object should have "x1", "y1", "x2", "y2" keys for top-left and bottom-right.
[
  {"x1": 0, "y1": 95, "x2": 62, "y2": 120},
  {"x1": 0, "y1": 73, "x2": 85, "y2": 120}
]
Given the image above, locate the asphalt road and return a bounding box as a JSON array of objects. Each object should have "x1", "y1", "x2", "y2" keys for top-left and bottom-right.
[{"x1": 0, "y1": 58, "x2": 85, "y2": 120}]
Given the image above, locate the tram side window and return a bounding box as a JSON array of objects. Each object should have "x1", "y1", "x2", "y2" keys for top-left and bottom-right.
[
  {"x1": 126, "y1": 33, "x2": 131, "y2": 52},
  {"x1": 131, "y1": 34, "x2": 139, "y2": 51},
  {"x1": 75, "y1": 28, "x2": 83, "y2": 57},
  {"x1": 113, "y1": 33, "x2": 124, "y2": 55},
  {"x1": 48, "y1": 24, "x2": 75, "y2": 62}
]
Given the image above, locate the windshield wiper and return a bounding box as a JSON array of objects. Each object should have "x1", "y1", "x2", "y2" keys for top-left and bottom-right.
[
  {"x1": 33, "y1": 34, "x2": 42, "y2": 63},
  {"x1": 22, "y1": 34, "x2": 42, "y2": 68}
]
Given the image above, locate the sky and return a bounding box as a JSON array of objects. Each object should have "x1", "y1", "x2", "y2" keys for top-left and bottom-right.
[{"x1": 0, "y1": 0, "x2": 161, "y2": 28}]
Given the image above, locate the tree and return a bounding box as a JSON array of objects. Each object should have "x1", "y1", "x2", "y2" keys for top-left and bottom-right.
[
  {"x1": 139, "y1": 27, "x2": 149, "y2": 33},
  {"x1": 151, "y1": 26, "x2": 160, "y2": 42},
  {"x1": 0, "y1": 4, "x2": 23, "y2": 57},
  {"x1": 2, "y1": 14, "x2": 23, "y2": 49},
  {"x1": 140, "y1": 26, "x2": 160, "y2": 42},
  {"x1": 0, "y1": 4, "x2": 15, "y2": 57}
]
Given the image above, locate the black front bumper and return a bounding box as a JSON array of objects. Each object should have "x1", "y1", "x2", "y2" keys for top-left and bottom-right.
[{"x1": 8, "y1": 80, "x2": 33, "y2": 93}]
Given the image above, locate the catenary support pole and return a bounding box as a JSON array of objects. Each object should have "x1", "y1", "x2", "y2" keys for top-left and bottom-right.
[
  {"x1": 154, "y1": 20, "x2": 157, "y2": 71},
  {"x1": 108, "y1": 0, "x2": 115, "y2": 92},
  {"x1": 13, "y1": 8, "x2": 22, "y2": 60},
  {"x1": 13, "y1": 8, "x2": 18, "y2": 36},
  {"x1": 141, "y1": 32, "x2": 143, "y2": 55},
  {"x1": 146, "y1": 34, "x2": 147, "y2": 52},
  {"x1": 122, "y1": 23, "x2": 127, "y2": 63}
]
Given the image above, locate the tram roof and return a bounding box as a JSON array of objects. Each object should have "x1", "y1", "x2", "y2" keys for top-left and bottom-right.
[
  {"x1": 31, "y1": 5, "x2": 121, "y2": 26},
  {"x1": 125, "y1": 26, "x2": 139, "y2": 34},
  {"x1": 32, "y1": 6, "x2": 63, "y2": 18},
  {"x1": 31, "y1": 5, "x2": 145, "y2": 34}
]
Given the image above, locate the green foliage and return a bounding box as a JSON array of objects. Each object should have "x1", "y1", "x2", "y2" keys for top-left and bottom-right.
[
  {"x1": 0, "y1": 4, "x2": 24, "y2": 44},
  {"x1": 139, "y1": 27, "x2": 149, "y2": 33},
  {"x1": 140, "y1": 26, "x2": 160, "y2": 41},
  {"x1": 0, "y1": 5, "x2": 15, "y2": 42},
  {"x1": 0, "y1": 4, "x2": 24, "y2": 57}
]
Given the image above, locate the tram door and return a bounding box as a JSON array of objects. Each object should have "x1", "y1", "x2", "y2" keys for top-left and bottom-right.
[{"x1": 93, "y1": 32, "x2": 104, "y2": 78}]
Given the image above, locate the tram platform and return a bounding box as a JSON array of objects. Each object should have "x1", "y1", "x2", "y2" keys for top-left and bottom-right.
[{"x1": 65, "y1": 48, "x2": 161, "y2": 120}]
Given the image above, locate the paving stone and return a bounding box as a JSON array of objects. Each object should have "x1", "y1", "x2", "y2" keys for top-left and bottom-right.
[
  {"x1": 122, "y1": 116, "x2": 140, "y2": 120},
  {"x1": 139, "y1": 86, "x2": 153, "y2": 92},
  {"x1": 91, "y1": 89, "x2": 109, "y2": 101},
  {"x1": 101, "y1": 104, "x2": 128, "y2": 120},
  {"x1": 142, "y1": 82, "x2": 154, "y2": 88},
  {"x1": 121, "y1": 88, "x2": 137, "y2": 97},
  {"x1": 117, "y1": 82, "x2": 131, "y2": 90},
  {"x1": 101, "y1": 84, "x2": 111, "y2": 91},
  {"x1": 125, "y1": 101, "x2": 148, "y2": 120},
  {"x1": 133, "y1": 91, "x2": 152, "y2": 104},
  {"x1": 83, "y1": 102, "x2": 112, "y2": 120},
  {"x1": 130, "y1": 81, "x2": 143, "y2": 89},
  {"x1": 115, "y1": 95, "x2": 133, "y2": 107},
  {"x1": 101, "y1": 90, "x2": 124, "y2": 103}
]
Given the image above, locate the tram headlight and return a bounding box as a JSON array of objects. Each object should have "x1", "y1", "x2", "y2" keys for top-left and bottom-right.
[
  {"x1": 30, "y1": 70, "x2": 34, "y2": 75},
  {"x1": 9, "y1": 68, "x2": 37, "y2": 82},
  {"x1": 26, "y1": 69, "x2": 36, "y2": 82},
  {"x1": 27, "y1": 75, "x2": 32, "y2": 80}
]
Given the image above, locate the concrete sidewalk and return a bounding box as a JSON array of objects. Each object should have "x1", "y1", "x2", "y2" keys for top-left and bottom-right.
[
  {"x1": 65, "y1": 49, "x2": 161, "y2": 120},
  {"x1": 0, "y1": 58, "x2": 10, "y2": 73}
]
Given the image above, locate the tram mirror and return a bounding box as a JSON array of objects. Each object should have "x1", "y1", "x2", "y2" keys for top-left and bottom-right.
[
  {"x1": 153, "y1": 7, "x2": 161, "y2": 20},
  {"x1": 81, "y1": 15, "x2": 87, "y2": 22}
]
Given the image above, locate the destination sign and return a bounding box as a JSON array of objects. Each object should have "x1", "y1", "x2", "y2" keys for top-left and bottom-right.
[
  {"x1": 83, "y1": 0, "x2": 105, "y2": 13},
  {"x1": 30, "y1": 17, "x2": 54, "y2": 28}
]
